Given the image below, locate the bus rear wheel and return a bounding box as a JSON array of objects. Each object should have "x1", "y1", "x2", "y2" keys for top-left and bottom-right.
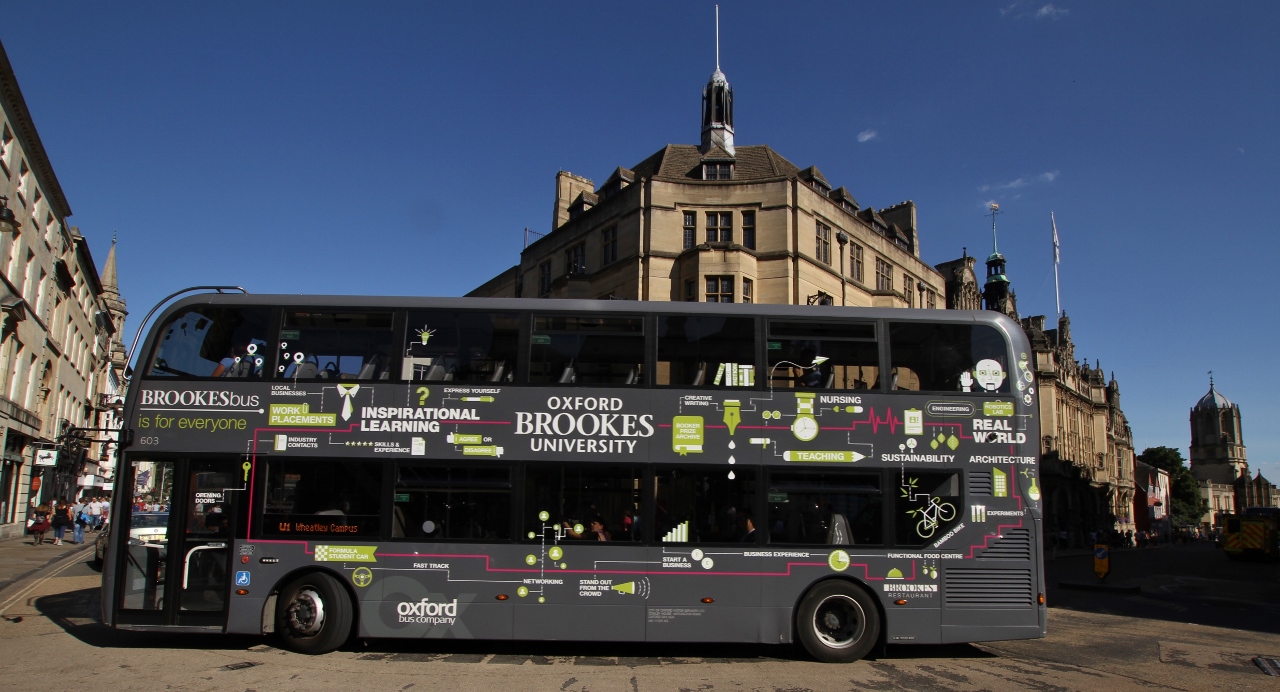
[
  {"x1": 796, "y1": 581, "x2": 880, "y2": 663},
  {"x1": 276, "y1": 572, "x2": 353, "y2": 655}
]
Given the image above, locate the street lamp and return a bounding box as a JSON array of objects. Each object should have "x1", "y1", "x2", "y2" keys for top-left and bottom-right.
[{"x1": 0, "y1": 196, "x2": 19, "y2": 234}]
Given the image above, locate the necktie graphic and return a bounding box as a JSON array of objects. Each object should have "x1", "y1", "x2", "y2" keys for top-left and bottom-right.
[{"x1": 336, "y1": 384, "x2": 360, "y2": 420}]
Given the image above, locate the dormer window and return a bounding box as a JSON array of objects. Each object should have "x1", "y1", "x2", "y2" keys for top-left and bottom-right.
[{"x1": 703, "y1": 163, "x2": 733, "y2": 180}]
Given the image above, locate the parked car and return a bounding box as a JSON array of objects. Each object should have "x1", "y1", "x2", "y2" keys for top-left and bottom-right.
[{"x1": 94, "y1": 512, "x2": 169, "y2": 567}]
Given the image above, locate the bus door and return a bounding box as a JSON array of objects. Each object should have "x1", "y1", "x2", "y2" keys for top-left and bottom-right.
[
  {"x1": 173, "y1": 460, "x2": 243, "y2": 626},
  {"x1": 115, "y1": 458, "x2": 243, "y2": 627}
]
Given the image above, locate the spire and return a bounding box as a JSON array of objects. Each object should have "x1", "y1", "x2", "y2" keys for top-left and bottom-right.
[
  {"x1": 981, "y1": 203, "x2": 1017, "y2": 319},
  {"x1": 700, "y1": 5, "x2": 735, "y2": 156},
  {"x1": 102, "y1": 235, "x2": 119, "y2": 292}
]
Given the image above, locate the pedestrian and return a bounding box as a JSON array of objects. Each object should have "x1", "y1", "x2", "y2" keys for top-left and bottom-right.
[
  {"x1": 70, "y1": 497, "x2": 87, "y2": 544},
  {"x1": 30, "y1": 503, "x2": 51, "y2": 545},
  {"x1": 51, "y1": 500, "x2": 72, "y2": 545},
  {"x1": 88, "y1": 497, "x2": 103, "y2": 530},
  {"x1": 101, "y1": 495, "x2": 111, "y2": 528}
]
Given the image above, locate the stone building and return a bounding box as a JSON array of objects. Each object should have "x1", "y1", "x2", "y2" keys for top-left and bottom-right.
[
  {"x1": 937, "y1": 246, "x2": 1136, "y2": 546},
  {"x1": 470, "y1": 62, "x2": 945, "y2": 308},
  {"x1": 0, "y1": 39, "x2": 126, "y2": 538},
  {"x1": 1189, "y1": 381, "x2": 1279, "y2": 527}
]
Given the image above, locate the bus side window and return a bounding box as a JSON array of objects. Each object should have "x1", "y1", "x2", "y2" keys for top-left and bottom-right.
[
  {"x1": 279, "y1": 311, "x2": 396, "y2": 381},
  {"x1": 146, "y1": 307, "x2": 273, "y2": 378},
  {"x1": 262, "y1": 459, "x2": 383, "y2": 538},
  {"x1": 766, "y1": 321, "x2": 877, "y2": 390},
  {"x1": 522, "y1": 464, "x2": 642, "y2": 543},
  {"x1": 403, "y1": 310, "x2": 520, "y2": 383},
  {"x1": 393, "y1": 465, "x2": 510, "y2": 540},
  {"x1": 653, "y1": 467, "x2": 758, "y2": 543},
  {"x1": 528, "y1": 315, "x2": 644, "y2": 386},
  {"x1": 656, "y1": 316, "x2": 757, "y2": 387},
  {"x1": 766, "y1": 471, "x2": 881, "y2": 546},
  {"x1": 888, "y1": 322, "x2": 1010, "y2": 393},
  {"x1": 894, "y1": 472, "x2": 961, "y2": 546}
]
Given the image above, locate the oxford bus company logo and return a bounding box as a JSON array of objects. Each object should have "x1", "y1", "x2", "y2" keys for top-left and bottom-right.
[{"x1": 397, "y1": 597, "x2": 459, "y2": 625}]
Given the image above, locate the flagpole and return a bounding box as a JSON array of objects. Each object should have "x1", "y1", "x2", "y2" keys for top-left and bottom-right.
[{"x1": 1051, "y1": 212, "x2": 1061, "y2": 349}]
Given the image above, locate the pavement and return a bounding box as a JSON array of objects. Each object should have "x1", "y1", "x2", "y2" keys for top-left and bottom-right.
[{"x1": 0, "y1": 528, "x2": 95, "y2": 591}]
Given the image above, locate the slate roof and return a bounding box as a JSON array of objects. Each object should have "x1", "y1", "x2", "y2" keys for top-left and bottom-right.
[{"x1": 630, "y1": 144, "x2": 802, "y2": 183}]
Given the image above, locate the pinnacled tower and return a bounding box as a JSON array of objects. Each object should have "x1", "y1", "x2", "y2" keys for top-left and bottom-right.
[
  {"x1": 982, "y1": 203, "x2": 1018, "y2": 319},
  {"x1": 700, "y1": 6, "x2": 734, "y2": 157},
  {"x1": 1189, "y1": 374, "x2": 1247, "y2": 485},
  {"x1": 100, "y1": 236, "x2": 128, "y2": 377}
]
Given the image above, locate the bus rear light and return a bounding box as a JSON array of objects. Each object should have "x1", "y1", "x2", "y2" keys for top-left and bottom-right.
[
  {"x1": 1038, "y1": 593, "x2": 1045, "y2": 605},
  {"x1": 701, "y1": 597, "x2": 714, "y2": 604},
  {"x1": 893, "y1": 599, "x2": 907, "y2": 606},
  {"x1": 235, "y1": 589, "x2": 249, "y2": 596},
  {"x1": 496, "y1": 594, "x2": 509, "y2": 601}
]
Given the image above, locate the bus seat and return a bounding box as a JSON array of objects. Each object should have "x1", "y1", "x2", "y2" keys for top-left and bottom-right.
[
  {"x1": 356, "y1": 359, "x2": 377, "y2": 380},
  {"x1": 424, "y1": 364, "x2": 446, "y2": 380},
  {"x1": 295, "y1": 362, "x2": 318, "y2": 378},
  {"x1": 823, "y1": 371, "x2": 835, "y2": 388},
  {"x1": 624, "y1": 367, "x2": 637, "y2": 385},
  {"x1": 827, "y1": 513, "x2": 851, "y2": 545},
  {"x1": 489, "y1": 361, "x2": 506, "y2": 382},
  {"x1": 691, "y1": 362, "x2": 706, "y2": 386},
  {"x1": 392, "y1": 506, "x2": 406, "y2": 538},
  {"x1": 559, "y1": 364, "x2": 576, "y2": 384}
]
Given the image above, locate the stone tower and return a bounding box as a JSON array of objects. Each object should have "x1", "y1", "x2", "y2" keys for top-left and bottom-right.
[
  {"x1": 981, "y1": 206, "x2": 1017, "y2": 319},
  {"x1": 1189, "y1": 378, "x2": 1247, "y2": 485},
  {"x1": 100, "y1": 237, "x2": 128, "y2": 377}
]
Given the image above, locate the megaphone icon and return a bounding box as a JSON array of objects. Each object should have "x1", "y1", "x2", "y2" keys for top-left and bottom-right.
[{"x1": 612, "y1": 582, "x2": 635, "y2": 595}]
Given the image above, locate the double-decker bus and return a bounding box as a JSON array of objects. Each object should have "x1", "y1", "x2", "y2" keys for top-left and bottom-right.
[{"x1": 100, "y1": 294, "x2": 1045, "y2": 662}]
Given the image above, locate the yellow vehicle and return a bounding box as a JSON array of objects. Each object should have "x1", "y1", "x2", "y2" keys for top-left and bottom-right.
[{"x1": 1223, "y1": 508, "x2": 1280, "y2": 561}]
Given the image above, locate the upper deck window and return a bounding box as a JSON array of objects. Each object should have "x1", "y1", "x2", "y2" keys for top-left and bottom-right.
[
  {"x1": 146, "y1": 306, "x2": 273, "y2": 378},
  {"x1": 404, "y1": 310, "x2": 518, "y2": 383},
  {"x1": 888, "y1": 322, "x2": 1010, "y2": 393},
  {"x1": 528, "y1": 314, "x2": 643, "y2": 386},
  {"x1": 767, "y1": 321, "x2": 878, "y2": 391},
  {"x1": 656, "y1": 315, "x2": 755, "y2": 387},
  {"x1": 279, "y1": 311, "x2": 395, "y2": 381}
]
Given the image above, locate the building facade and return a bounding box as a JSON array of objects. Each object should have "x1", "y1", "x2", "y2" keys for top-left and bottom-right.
[
  {"x1": 938, "y1": 250, "x2": 1136, "y2": 546},
  {"x1": 1133, "y1": 460, "x2": 1170, "y2": 541},
  {"x1": 470, "y1": 65, "x2": 945, "y2": 309},
  {"x1": 0, "y1": 40, "x2": 126, "y2": 538}
]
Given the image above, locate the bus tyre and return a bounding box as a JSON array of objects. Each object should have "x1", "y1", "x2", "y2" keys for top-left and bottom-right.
[
  {"x1": 276, "y1": 572, "x2": 353, "y2": 655},
  {"x1": 796, "y1": 581, "x2": 880, "y2": 663}
]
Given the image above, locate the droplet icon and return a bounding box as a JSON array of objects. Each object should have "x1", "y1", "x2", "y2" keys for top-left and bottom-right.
[
  {"x1": 728, "y1": 470, "x2": 736, "y2": 479},
  {"x1": 728, "y1": 441, "x2": 736, "y2": 449}
]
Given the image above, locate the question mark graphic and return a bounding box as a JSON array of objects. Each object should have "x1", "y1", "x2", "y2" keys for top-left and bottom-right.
[{"x1": 417, "y1": 387, "x2": 429, "y2": 406}]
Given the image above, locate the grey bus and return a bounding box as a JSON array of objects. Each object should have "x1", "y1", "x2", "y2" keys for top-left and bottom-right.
[{"x1": 100, "y1": 294, "x2": 1045, "y2": 662}]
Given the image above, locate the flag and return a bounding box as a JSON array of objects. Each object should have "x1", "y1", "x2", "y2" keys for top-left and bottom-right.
[{"x1": 1051, "y1": 212, "x2": 1060, "y2": 265}]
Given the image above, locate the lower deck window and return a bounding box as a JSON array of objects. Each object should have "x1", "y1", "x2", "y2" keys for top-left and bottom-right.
[
  {"x1": 524, "y1": 464, "x2": 642, "y2": 542},
  {"x1": 654, "y1": 467, "x2": 757, "y2": 543},
  {"x1": 895, "y1": 471, "x2": 961, "y2": 546},
  {"x1": 767, "y1": 471, "x2": 881, "y2": 545},
  {"x1": 262, "y1": 459, "x2": 382, "y2": 538},
  {"x1": 393, "y1": 465, "x2": 510, "y2": 540}
]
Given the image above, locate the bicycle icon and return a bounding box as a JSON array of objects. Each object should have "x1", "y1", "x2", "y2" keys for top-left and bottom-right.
[{"x1": 901, "y1": 476, "x2": 957, "y2": 539}]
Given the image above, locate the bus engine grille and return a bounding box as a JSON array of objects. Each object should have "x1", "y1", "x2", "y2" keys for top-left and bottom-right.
[
  {"x1": 944, "y1": 568, "x2": 1034, "y2": 607},
  {"x1": 975, "y1": 529, "x2": 1032, "y2": 560}
]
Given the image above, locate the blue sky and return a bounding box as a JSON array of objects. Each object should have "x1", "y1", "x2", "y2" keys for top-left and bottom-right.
[{"x1": 2, "y1": 2, "x2": 1277, "y2": 478}]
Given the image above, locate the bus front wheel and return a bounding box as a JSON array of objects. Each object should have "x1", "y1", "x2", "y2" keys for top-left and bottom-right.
[
  {"x1": 796, "y1": 581, "x2": 880, "y2": 663},
  {"x1": 276, "y1": 572, "x2": 353, "y2": 655}
]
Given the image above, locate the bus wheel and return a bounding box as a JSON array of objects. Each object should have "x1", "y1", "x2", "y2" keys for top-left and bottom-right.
[
  {"x1": 276, "y1": 572, "x2": 353, "y2": 655},
  {"x1": 796, "y1": 581, "x2": 880, "y2": 663}
]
